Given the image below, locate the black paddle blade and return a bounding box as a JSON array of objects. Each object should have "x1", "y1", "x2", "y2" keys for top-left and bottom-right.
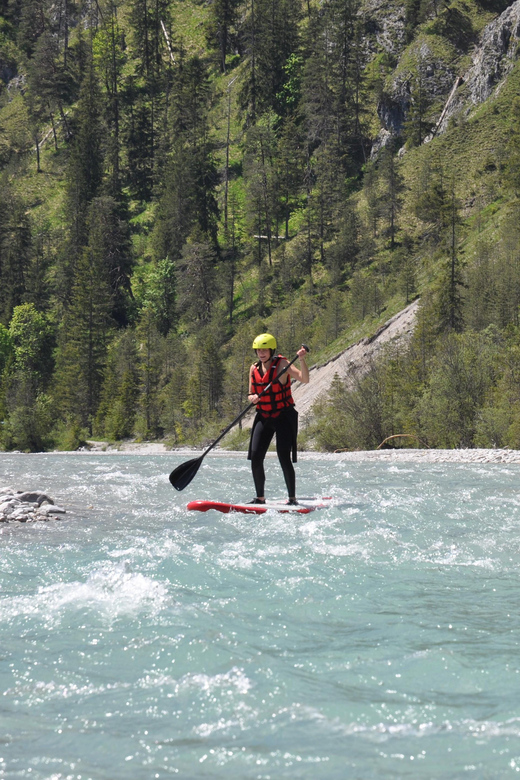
[{"x1": 169, "y1": 456, "x2": 203, "y2": 491}]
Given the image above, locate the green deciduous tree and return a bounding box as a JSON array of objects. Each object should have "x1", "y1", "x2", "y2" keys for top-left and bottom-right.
[
  {"x1": 1, "y1": 303, "x2": 54, "y2": 451},
  {"x1": 417, "y1": 331, "x2": 499, "y2": 447},
  {"x1": 8, "y1": 302, "x2": 54, "y2": 380}
]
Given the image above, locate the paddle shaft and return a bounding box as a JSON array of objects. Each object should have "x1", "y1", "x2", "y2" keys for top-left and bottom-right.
[
  {"x1": 169, "y1": 345, "x2": 309, "y2": 490},
  {"x1": 201, "y1": 346, "x2": 309, "y2": 459}
]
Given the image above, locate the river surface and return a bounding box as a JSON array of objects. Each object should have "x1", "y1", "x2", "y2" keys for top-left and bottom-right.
[{"x1": 1, "y1": 452, "x2": 520, "y2": 779}]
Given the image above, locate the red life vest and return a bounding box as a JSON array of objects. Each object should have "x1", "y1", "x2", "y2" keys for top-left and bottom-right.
[{"x1": 251, "y1": 355, "x2": 295, "y2": 417}]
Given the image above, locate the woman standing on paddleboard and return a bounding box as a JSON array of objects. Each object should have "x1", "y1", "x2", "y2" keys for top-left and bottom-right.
[{"x1": 247, "y1": 334, "x2": 309, "y2": 505}]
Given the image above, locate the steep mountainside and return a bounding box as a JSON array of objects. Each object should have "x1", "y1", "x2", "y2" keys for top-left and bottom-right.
[{"x1": 1, "y1": 0, "x2": 520, "y2": 452}]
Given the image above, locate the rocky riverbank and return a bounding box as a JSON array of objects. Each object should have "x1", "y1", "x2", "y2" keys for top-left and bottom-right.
[
  {"x1": 301, "y1": 448, "x2": 520, "y2": 464},
  {"x1": 0, "y1": 488, "x2": 66, "y2": 523}
]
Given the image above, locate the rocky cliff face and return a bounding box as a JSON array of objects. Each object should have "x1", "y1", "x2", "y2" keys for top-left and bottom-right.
[
  {"x1": 377, "y1": 39, "x2": 457, "y2": 139},
  {"x1": 435, "y1": 0, "x2": 520, "y2": 134},
  {"x1": 362, "y1": 0, "x2": 407, "y2": 57},
  {"x1": 374, "y1": 0, "x2": 520, "y2": 145}
]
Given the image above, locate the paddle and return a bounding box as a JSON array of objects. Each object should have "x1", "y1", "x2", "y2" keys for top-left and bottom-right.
[{"x1": 169, "y1": 344, "x2": 310, "y2": 491}]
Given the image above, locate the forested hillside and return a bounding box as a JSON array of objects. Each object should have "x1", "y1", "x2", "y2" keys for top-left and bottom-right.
[{"x1": 1, "y1": 0, "x2": 520, "y2": 452}]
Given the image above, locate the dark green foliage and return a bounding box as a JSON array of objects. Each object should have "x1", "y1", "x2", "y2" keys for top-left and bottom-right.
[
  {"x1": 123, "y1": 85, "x2": 155, "y2": 199},
  {"x1": 436, "y1": 182, "x2": 464, "y2": 333},
  {"x1": 16, "y1": 0, "x2": 46, "y2": 55},
  {"x1": 2, "y1": 0, "x2": 520, "y2": 453},
  {"x1": 152, "y1": 54, "x2": 218, "y2": 264},
  {"x1": 134, "y1": 304, "x2": 164, "y2": 438},
  {"x1": 0, "y1": 323, "x2": 13, "y2": 374},
  {"x1": 205, "y1": 0, "x2": 241, "y2": 73},
  {"x1": 86, "y1": 196, "x2": 134, "y2": 326},
  {"x1": 0, "y1": 186, "x2": 32, "y2": 325},
  {"x1": 52, "y1": 228, "x2": 113, "y2": 432},
  {"x1": 239, "y1": 0, "x2": 301, "y2": 120},
  {"x1": 95, "y1": 330, "x2": 140, "y2": 440},
  {"x1": 0, "y1": 304, "x2": 54, "y2": 451},
  {"x1": 183, "y1": 326, "x2": 225, "y2": 424},
  {"x1": 176, "y1": 237, "x2": 218, "y2": 327},
  {"x1": 61, "y1": 59, "x2": 105, "y2": 291}
]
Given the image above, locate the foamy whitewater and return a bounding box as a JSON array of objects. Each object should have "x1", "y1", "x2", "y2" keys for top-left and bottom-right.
[{"x1": 1, "y1": 451, "x2": 520, "y2": 779}]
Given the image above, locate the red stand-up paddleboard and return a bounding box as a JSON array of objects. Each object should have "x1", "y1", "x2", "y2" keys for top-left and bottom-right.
[{"x1": 186, "y1": 497, "x2": 333, "y2": 515}]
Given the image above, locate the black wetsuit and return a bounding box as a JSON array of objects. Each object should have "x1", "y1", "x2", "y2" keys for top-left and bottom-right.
[{"x1": 248, "y1": 406, "x2": 298, "y2": 498}]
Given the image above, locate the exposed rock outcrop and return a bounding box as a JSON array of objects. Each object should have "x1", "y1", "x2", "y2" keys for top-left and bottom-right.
[
  {"x1": 434, "y1": 0, "x2": 520, "y2": 134},
  {"x1": 376, "y1": 0, "x2": 520, "y2": 145},
  {"x1": 377, "y1": 39, "x2": 458, "y2": 139},
  {"x1": 0, "y1": 488, "x2": 66, "y2": 523},
  {"x1": 361, "y1": 0, "x2": 407, "y2": 57}
]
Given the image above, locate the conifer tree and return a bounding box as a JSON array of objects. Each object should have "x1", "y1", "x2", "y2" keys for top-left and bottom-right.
[
  {"x1": 152, "y1": 54, "x2": 218, "y2": 269},
  {"x1": 93, "y1": 3, "x2": 126, "y2": 193},
  {"x1": 205, "y1": 0, "x2": 241, "y2": 73},
  {"x1": 403, "y1": 52, "x2": 432, "y2": 147},
  {"x1": 184, "y1": 327, "x2": 224, "y2": 424},
  {"x1": 86, "y1": 196, "x2": 134, "y2": 326},
  {"x1": 503, "y1": 96, "x2": 520, "y2": 197},
  {"x1": 239, "y1": 0, "x2": 301, "y2": 120},
  {"x1": 379, "y1": 146, "x2": 404, "y2": 248},
  {"x1": 0, "y1": 188, "x2": 32, "y2": 325},
  {"x1": 16, "y1": 0, "x2": 46, "y2": 55},
  {"x1": 464, "y1": 238, "x2": 497, "y2": 331},
  {"x1": 60, "y1": 57, "x2": 105, "y2": 300},
  {"x1": 126, "y1": 0, "x2": 170, "y2": 195},
  {"x1": 495, "y1": 206, "x2": 520, "y2": 328},
  {"x1": 135, "y1": 304, "x2": 164, "y2": 438},
  {"x1": 437, "y1": 181, "x2": 464, "y2": 333},
  {"x1": 275, "y1": 116, "x2": 305, "y2": 239},
  {"x1": 123, "y1": 85, "x2": 155, "y2": 199},
  {"x1": 176, "y1": 236, "x2": 218, "y2": 328},
  {"x1": 244, "y1": 119, "x2": 277, "y2": 265},
  {"x1": 53, "y1": 207, "x2": 114, "y2": 432},
  {"x1": 95, "y1": 330, "x2": 139, "y2": 439}
]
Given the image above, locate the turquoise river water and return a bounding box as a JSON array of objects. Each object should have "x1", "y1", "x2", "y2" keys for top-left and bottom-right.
[{"x1": 1, "y1": 452, "x2": 520, "y2": 779}]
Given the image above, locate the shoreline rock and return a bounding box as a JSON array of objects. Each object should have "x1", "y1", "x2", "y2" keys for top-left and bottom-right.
[{"x1": 0, "y1": 487, "x2": 66, "y2": 523}]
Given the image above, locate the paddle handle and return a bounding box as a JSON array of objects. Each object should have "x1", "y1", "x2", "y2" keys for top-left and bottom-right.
[{"x1": 202, "y1": 344, "x2": 310, "y2": 458}]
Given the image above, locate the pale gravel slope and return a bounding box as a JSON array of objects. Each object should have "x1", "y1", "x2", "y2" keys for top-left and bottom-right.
[{"x1": 291, "y1": 299, "x2": 420, "y2": 422}]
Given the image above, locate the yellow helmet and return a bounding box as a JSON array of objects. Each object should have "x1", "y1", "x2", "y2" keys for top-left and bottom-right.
[{"x1": 252, "y1": 333, "x2": 277, "y2": 351}]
